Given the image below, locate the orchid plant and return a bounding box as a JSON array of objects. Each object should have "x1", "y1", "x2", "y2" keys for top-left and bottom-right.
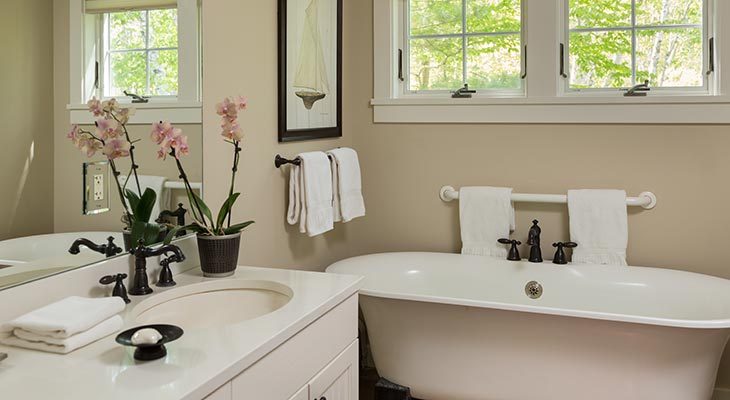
[
  {"x1": 160, "y1": 96, "x2": 254, "y2": 242},
  {"x1": 68, "y1": 98, "x2": 162, "y2": 246}
]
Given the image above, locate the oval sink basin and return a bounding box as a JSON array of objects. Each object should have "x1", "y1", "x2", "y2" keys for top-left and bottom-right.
[{"x1": 132, "y1": 279, "x2": 293, "y2": 329}]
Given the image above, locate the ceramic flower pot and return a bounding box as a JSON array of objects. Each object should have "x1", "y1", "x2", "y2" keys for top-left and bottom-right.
[{"x1": 197, "y1": 232, "x2": 241, "y2": 277}]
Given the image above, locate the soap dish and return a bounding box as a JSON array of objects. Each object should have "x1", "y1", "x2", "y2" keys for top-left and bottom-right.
[{"x1": 116, "y1": 324, "x2": 184, "y2": 361}]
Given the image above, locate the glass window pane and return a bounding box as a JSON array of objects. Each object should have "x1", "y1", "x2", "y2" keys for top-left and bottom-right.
[
  {"x1": 409, "y1": 0, "x2": 462, "y2": 36},
  {"x1": 109, "y1": 51, "x2": 147, "y2": 96},
  {"x1": 109, "y1": 11, "x2": 146, "y2": 50},
  {"x1": 635, "y1": 0, "x2": 702, "y2": 26},
  {"x1": 409, "y1": 37, "x2": 463, "y2": 91},
  {"x1": 466, "y1": 34, "x2": 521, "y2": 89},
  {"x1": 569, "y1": 30, "x2": 632, "y2": 88},
  {"x1": 149, "y1": 50, "x2": 179, "y2": 96},
  {"x1": 636, "y1": 28, "x2": 703, "y2": 87},
  {"x1": 569, "y1": 0, "x2": 632, "y2": 29},
  {"x1": 149, "y1": 9, "x2": 178, "y2": 48},
  {"x1": 466, "y1": 0, "x2": 521, "y2": 34}
]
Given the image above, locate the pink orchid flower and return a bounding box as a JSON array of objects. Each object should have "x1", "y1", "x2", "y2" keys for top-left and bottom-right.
[
  {"x1": 77, "y1": 135, "x2": 103, "y2": 157},
  {"x1": 102, "y1": 99, "x2": 120, "y2": 113},
  {"x1": 67, "y1": 125, "x2": 80, "y2": 143},
  {"x1": 102, "y1": 138, "x2": 130, "y2": 160},
  {"x1": 87, "y1": 97, "x2": 103, "y2": 117},
  {"x1": 117, "y1": 108, "x2": 136, "y2": 125},
  {"x1": 150, "y1": 121, "x2": 174, "y2": 145},
  {"x1": 234, "y1": 96, "x2": 248, "y2": 110},
  {"x1": 221, "y1": 119, "x2": 244, "y2": 141},
  {"x1": 170, "y1": 133, "x2": 189, "y2": 158},
  {"x1": 215, "y1": 97, "x2": 238, "y2": 119},
  {"x1": 96, "y1": 118, "x2": 120, "y2": 140}
]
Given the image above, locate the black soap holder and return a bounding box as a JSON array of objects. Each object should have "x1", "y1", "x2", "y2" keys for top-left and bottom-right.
[{"x1": 116, "y1": 324, "x2": 184, "y2": 361}]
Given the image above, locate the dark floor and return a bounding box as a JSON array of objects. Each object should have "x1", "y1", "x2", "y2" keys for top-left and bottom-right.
[{"x1": 360, "y1": 367, "x2": 379, "y2": 399}]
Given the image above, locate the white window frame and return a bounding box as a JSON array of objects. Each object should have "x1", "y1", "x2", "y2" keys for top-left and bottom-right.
[
  {"x1": 399, "y1": 0, "x2": 526, "y2": 98},
  {"x1": 373, "y1": 0, "x2": 730, "y2": 124},
  {"x1": 68, "y1": 0, "x2": 201, "y2": 124}
]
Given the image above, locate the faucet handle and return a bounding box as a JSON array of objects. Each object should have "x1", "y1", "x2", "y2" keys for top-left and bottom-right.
[
  {"x1": 552, "y1": 242, "x2": 577, "y2": 265},
  {"x1": 99, "y1": 273, "x2": 131, "y2": 304},
  {"x1": 498, "y1": 238, "x2": 522, "y2": 261},
  {"x1": 105, "y1": 236, "x2": 123, "y2": 257}
]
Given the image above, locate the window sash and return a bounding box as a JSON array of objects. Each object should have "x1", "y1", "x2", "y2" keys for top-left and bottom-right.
[
  {"x1": 402, "y1": 0, "x2": 526, "y2": 95},
  {"x1": 562, "y1": 0, "x2": 710, "y2": 93}
]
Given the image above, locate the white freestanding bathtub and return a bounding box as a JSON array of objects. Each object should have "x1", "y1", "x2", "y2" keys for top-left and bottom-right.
[{"x1": 327, "y1": 252, "x2": 730, "y2": 400}]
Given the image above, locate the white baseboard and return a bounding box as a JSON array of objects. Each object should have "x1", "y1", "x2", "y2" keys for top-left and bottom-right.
[{"x1": 714, "y1": 388, "x2": 730, "y2": 400}]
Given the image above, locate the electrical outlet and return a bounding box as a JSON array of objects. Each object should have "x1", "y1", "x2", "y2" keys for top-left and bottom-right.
[{"x1": 93, "y1": 174, "x2": 104, "y2": 201}]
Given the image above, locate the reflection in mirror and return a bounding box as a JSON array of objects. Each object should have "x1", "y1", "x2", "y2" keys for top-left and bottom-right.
[{"x1": 0, "y1": 0, "x2": 202, "y2": 290}]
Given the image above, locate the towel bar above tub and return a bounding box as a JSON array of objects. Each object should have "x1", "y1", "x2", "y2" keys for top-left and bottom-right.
[
  {"x1": 164, "y1": 181, "x2": 202, "y2": 190},
  {"x1": 439, "y1": 186, "x2": 657, "y2": 210}
]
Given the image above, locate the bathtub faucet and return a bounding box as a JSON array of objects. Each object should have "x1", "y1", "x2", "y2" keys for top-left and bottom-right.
[
  {"x1": 68, "y1": 237, "x2": 123, "y2": 258},
  {"x1": 527, "y1": 220, "x2": 543, "y2": 263},
  {"x1": 497, "y1": 238, "x2": 522, "y2": 261}
]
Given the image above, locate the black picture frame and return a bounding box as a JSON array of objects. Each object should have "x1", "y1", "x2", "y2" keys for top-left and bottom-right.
[{"x1": 278, "y1": 0, "x2": 343, "y2": 142}]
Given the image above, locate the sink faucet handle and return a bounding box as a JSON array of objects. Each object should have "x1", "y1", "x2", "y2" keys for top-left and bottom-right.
[
  {"x1": 552, "y1": 242, "x2": 578, "y2": 265},
  {"x1": 99, "y1": 273, "x2": 131, "y2": 304},
  {"x1": 157, "y1": 251, "x2": 184, "y2": 288},
  {"x1": 105, "y1": 236, "x2": 123, "y2": 257},
  {"x1": 498, "y1": 238, "x2": 522, "y2": 261}
]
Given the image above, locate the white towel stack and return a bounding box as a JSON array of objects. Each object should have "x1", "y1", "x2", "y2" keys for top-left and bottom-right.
[
  {"x1": 327, "y1": 148, "x2": 365, "y2": 223},
  {"x1": 459, "y1": 186, "x2": 515, "y2": 257},
  {"x1": 287, "y1": 152, "x2": 335, "y2": 237},
  {"x1": 568, "y1": 189, "x2": 629, "y2": 266},
  {"x1": 0, "y1": 296, "x2": 125, "y2": 354}
]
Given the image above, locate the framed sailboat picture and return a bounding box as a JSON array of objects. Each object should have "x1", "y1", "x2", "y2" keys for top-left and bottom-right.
[{"x1": 278, "y1": 0, "x2": 342, "y2": 142}]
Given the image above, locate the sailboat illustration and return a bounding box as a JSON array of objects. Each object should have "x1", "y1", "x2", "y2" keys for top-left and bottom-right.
[{"x1": 294, "y1": 0, "x2": 330, "y2": 110}]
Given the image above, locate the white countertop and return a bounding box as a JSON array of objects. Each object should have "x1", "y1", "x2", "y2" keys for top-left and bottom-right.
[{"x1": 0, "y1": 266, "x2": 362, "y2": 400}]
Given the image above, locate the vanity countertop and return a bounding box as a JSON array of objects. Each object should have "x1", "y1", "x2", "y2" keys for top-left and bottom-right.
[{"x1": 0, "y1": 266, "x2": 362, "y2": 400}]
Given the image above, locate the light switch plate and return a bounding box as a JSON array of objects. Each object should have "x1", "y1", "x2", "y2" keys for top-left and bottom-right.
[{"x1": 83, "y1": 161, "x2": 110, "y2": 215}]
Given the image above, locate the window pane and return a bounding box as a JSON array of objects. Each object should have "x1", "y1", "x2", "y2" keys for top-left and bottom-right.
[
  {"x1": 410, "y1": 0, "x2": 462, "y2": 36},
  {"x1": 636, "y1": 28, "x2": 702, "y2": 87},
  {"x1": 635, "y1": 0, "x2": 702, "y2": 26},
  {"x1": 569, "y1": 30, "x2": 632, "y2": 88},
  {"x1": 109, "y1": 11, "x2": 146, "y2": 50},
  {"x1": 467, "y1": 34, "x2": 521, "y2": 89},
  {"x1": 109, "y1": 51, "x2": 147, "y2": 96},
  {"x1": 466, "y1": 0, "x2": 520, "y2": 34},
  {"x1": 149, "y1": 9, "x2": 178, "y2": 48},
  {"x1": 149, "y1": 50, "x2": 179, "y2": 96},
  {"x1": 569, "y1": 0, "x2": 631, "y2": 29},
  {"x1": 409, "y1": 38, "x2": 463, "y2": 91}
]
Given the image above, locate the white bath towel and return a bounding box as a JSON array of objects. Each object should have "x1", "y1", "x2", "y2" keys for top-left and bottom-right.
[
  {"x1": 286, "y1": 152, "x2": 334, "y2": 237},
  {"x1": 0, "y1": 315, "x2": 123, "y2": 354},
  {"x1": 119, "y1": 175, "x2": 170, "y2": 221},
  {"x1": 568, "y1": 189, "x2": 628, "y2": 266},
  {"x1": 0, "y1": 296, "x2": 125, "y2": 339},
  {"x1": 327, "y1": 148, "x2": 365, "y2": 223},
  {"x1": 459, "y1": 187, "x2": 515, "y2": 257}
]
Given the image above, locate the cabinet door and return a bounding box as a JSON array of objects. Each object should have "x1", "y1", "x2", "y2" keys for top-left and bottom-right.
[
  {"x1": 310, "y1": 340, "x2": 358, "y2": 400},
  {"x1": 288, "y1": 385, "x2": 309, "y2": 400}
]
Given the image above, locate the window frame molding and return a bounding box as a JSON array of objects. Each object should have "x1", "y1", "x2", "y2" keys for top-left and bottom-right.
[
  {"x1": 372, "y1": 0, "x2": 730, "y2": 124},
  {"x1": 68, "y1": 0, "x2": 201, "y2": 124}
]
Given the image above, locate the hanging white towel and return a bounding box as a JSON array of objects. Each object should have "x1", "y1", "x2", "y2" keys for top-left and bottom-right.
[
  {"x1": 460, "y1": 187, "x2": 515, "y2": 257},
  {"x1": 568, "y1": 189, "x2": 628, "y2": 266},
  {"x1": 119, "y1": 175, "x2": 171, "y2": 220},
  {"x1": 286, "y1": 152, "x2": 334, "y2": 237},
  {"x1": 0, "y1": 315, "x2": 123, "y2": 354},
  {"x1": 0, "y1": 296, "x2": 125, "y2": 339},
  {"x1": 327, "y1": 148, "x2": 365, "y2": 223}
]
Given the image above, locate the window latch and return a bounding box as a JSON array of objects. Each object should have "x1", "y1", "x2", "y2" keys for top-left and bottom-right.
[
  {"x1": 451, "y1": 84, "x2": 476, "y2": 99},
  {"x1": 123, "y1": 90, "x2": 149, "y2": 104},
  {"x1": 623, "y1": 80, "x2": 650, "y2": 97}
]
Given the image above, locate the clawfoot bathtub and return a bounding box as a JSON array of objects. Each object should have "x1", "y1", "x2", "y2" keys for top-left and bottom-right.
[{"x1": 327, "y1": 252, "x2": 730, "y2": 400}]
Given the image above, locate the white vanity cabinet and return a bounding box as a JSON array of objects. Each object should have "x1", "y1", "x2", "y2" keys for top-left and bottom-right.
[{"x1": 205, "y1": 294, "x2": 359, "y2": 400}]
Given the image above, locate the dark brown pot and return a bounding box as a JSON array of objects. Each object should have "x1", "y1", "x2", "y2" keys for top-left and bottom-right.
[{"x1": 197, "y1": 232, "x2": 241, "y2": 277}]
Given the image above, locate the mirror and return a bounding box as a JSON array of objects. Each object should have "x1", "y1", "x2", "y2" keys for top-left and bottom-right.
[{"x1": 0, "y1": 0, "x2": 203, "y2": 290}]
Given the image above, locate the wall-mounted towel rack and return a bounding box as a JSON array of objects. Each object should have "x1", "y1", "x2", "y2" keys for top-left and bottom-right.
[
  {"x1": 439, "y1": 186, "x2": 657, "y2": 210},
  {"x1": 164, "y1": 181, "x2": 202, "y2": 190},
  {"x1": 275, "y1": 155, "x2": 302, "y2": 168}
]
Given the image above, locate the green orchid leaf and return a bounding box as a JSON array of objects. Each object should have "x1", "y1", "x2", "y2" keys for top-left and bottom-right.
[
  {"x1": 163, "y1": 224, "x2": 202, "y2": 244},
  {"x1": 216, "y1": 192, "x2": 240, "y2": 231},
  {"x1": 189, "y1": 190, "x2": 213, "y2": 227},
  {"x1": 130, "y1": 220, "x2": 162, "y2": 247},
  {"x1": 135, "y1": 188, "x2": 158, "y2": 223},
  {"x1": 125, "y1": 189, "x2": 140, "y2": 212},
  {"x1": 223, "y1": 220, "x2": 254, "y2": 235}
]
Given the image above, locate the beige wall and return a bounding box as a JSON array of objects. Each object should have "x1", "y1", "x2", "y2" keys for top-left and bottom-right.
[
  {"x1": 52, "y1": 0, "x2": 202, "y2": 234},
  {"x1": 0, "y1": 0, "x2": 55, "y2": 240}
]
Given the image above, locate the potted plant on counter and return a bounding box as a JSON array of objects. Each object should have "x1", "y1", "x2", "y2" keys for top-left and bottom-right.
[
  {"x1": 159, "y1": 96, "x2": 254, "y2": 277},
  {"x1": 68, "y1": 98, "x2": 164, "y2": 249}
]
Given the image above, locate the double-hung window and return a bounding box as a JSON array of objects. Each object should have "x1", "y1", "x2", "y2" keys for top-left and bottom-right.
[
  {"x1": 565, "y1": 0, "x2": 709, "y2": 93},
  {"x1": 403, "y1": 0, "x2": 524, "y2": 95}
]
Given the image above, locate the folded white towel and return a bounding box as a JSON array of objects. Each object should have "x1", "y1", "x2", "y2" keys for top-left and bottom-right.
[
  {"x1": 0, "y1": 296, "x2": 125, "y2": 339},
  {"x1": 286, "y1": 152, "x2": 334, "y2": 237},
  {"x1": 0, "y1": 315, "x2": 123, "y2": 354},
  {"x1": 568, "y1": 189, "x2": 628, "y2": 266},
  {"x1": 460, "y1": 187, "x2": 515, "y2": 257},
  {"x1": 327, "y1": 148, "x2": 365, "y2": 223},
  {"x1": 119, "y1": 175, "x2": 170, "y2": 221}
]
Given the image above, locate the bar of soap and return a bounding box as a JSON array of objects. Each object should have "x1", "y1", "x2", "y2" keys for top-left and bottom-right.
[{"x1": 131, "y1": 328, "x2": 163, "y2": 345}]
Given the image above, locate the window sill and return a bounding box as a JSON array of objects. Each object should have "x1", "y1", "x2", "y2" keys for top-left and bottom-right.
[
  {"x1": 371, "y1": 96, "x2": 730, "y2": 124},
  {"x1": 68, "y1": 102, "x2": 202, "y2": 124}
]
